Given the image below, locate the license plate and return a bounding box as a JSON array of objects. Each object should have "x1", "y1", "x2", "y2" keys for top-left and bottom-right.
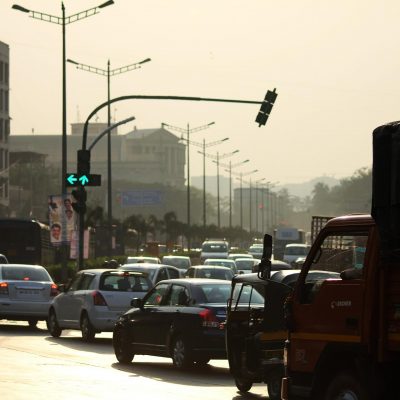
[{"x1": 18, "y1": 289, "x2": 39, "y2": 295}]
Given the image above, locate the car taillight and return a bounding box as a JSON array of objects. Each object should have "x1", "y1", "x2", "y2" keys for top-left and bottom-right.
[
  {"x1": 199, "y1": 308, "x2": 219, "y2": 328},
  {"x1": 50, "y1": 283, "x2": 59, "y2": 297},
  {"x1": 92, "y1": 291, "x2": 107, "y2": 306},
  {"x1": 0, "y1": 282, "x2": 8, "y2": 295}
]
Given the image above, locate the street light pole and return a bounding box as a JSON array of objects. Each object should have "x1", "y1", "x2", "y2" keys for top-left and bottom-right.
[
  {"x1": 162, "y1": 121, "x2": 215, "y2": 249},
  {"x1": 203, "y1": 150, "x2": 239, "y2": 229},
  {"x1": 255, "y1": 178, "x2": 266, "y2": 233},
  {"x1": 67, "y1": 56, "x2": 151, "y2": 257},
  {"x1": 13, "y1": 0, "x2": 114, "y2": 278}
]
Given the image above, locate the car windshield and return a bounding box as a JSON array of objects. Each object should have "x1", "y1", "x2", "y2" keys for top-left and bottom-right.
[
  {"x1": 99, "y1": 272, "x2": 151, "y2": 292},
  {"x1": 2, "y1": 266, "x2": 51, "y2": 282},
  {"x1": 196, "y1": 283, "x2": 232, "y2": 303},
  {"x1": 120, "y1": 266, "x2": 156, "y2": 280},
  {"x1": 235, "y1": 260, "x2": 254, "y2": 270},
  {"x1": 206, "y1": 260, "x2": 234, "y2": 268},
  {"x1": 196, "y1": 268, "x2": 233, "y2": 280},
  {"x1": 202, "y1": 243, "x2": 228, "y2": 252},
  {"x1": 231, "y1": 283, "x2": 265, "y2": 309}
]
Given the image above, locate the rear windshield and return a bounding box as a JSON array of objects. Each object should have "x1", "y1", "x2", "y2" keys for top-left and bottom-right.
[
  {"x1": 235, "y1": 260, "x2": 254, "y2": 270},
  {"x1": 195, "y1": 283, "x2": 232, "y2": 303},
  {"x1": 2, "y1": 266, "x2": 51, "y2": 282},
  {"x1": 202, "y1": 243, "x2": 228, "y2": 252},
  {"x1": 99, "y1": 272, "x2": 152, "y2": 292},
  {"x1": 196, "y1": 268, "x2": 233, "y2": 280},
  {"x1": 163, "y1": 258, "x2": 190, "y2": 269},
  {"x1": 285, "y1": 246, "x2": 310, "y2": 256}
]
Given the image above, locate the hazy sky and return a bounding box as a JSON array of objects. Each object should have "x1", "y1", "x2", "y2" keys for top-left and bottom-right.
[{"x1": 1, "y1": 0, "x2": 399, "y2": 184}]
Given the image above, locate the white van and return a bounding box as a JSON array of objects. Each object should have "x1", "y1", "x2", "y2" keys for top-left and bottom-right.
[
  {"x1": 283, "y1": 243, "x2": 311, "y2": 264},
  {"x1": 200, "y1": 239, "x2": 229, "y2": 263}
]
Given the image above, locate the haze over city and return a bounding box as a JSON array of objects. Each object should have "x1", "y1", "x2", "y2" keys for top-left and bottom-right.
[{"x1": 1, "y1": 1, "x2": 398, "y2": 184}]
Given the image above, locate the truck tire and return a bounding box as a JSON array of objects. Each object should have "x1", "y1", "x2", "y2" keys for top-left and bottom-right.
[
  {"x1": 234, "y1": 376, "x2": 253, "y2": 392},
  {"x1": 267, "y1": 370, "x2": 282, "y2": 400},
  {"x1": 324, "y1": 371, "x2": 367, "y2": 400}
]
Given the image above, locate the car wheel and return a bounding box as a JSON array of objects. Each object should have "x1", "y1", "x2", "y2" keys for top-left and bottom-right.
[
  {"x1": 172, "y1": 336, "x2": 193, "y2": 369},
  {"x1": 113, "y1": 326, "x2": 134, "y2": 364},
  {"x1": 234, "y1": 376, "x2": 253, "y2": 392},
  {"x1": 80, "y1": 313, "x2": 96, "y2": 342},
  {"x1": 267, "y1": 371, "x2": 282, "y2": 400},
  {"x1": 28, "y1": 318, "x2": 38, "y2": 328},
  {"x1": 47, "y1": 310, "x2": 62, "y2": 338},
  {"x1": 324, "y1": 371, "x2": 366, "y2": 400}
]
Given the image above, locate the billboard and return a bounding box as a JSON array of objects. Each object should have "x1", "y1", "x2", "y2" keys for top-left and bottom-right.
[
  {"x1": 120, "y1": 190, "x2": 163, "y2": 207},
  {"x1": 48, "y1": 194, "x2": 77, "y2": 245}
]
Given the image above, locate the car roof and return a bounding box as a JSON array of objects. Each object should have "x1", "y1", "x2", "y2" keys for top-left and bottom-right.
[
  {"x1": 77, "y1": 268, "x2": 148, "y2": 275},
  {"x1": 285, "y1": 243, "x2": 309, "y2": 248},
  {"x1": 205, "y1": 258, "x2": 234, "y2": 262},
  {"x1": 190, "y1": 265, "x2": 231, "y2": 270},
  {"x1": 159, "y1": 278, "x2": 231, "y2": 285},
  {"x1": 0, "y1": 263, "x2": 45, "y2": 269},
  {"x1": 120, "y1": 263, "x2": 179, "y2": 270},
  {"x1": 162, "y1": 255, "x2": 190, "y2": 260}
]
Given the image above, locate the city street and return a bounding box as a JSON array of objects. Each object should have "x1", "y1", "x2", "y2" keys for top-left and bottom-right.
[{"x1": 0, "y1": 320, "x2": 269, "y2": 400}]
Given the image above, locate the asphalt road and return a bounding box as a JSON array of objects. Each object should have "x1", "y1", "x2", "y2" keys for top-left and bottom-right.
[{"x1": 0, "y1": 320, "x2": 270, "y2": 400}]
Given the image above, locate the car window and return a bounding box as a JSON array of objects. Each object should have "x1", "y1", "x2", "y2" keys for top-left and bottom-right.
[
  {"x1": 99, "y1": 273, "x2": 151, "y2": 292},
  {"x1": 167, "y1": 267, "x2": 180, "y2": 279},
  {"x1": 156, "y1": 268, "x2": 169, "y2": 282},
  {"x1": 144, "y1": 283, "x2": 170, "y2": 306},
  {"x1": 186, "y1": 268, "x2": 194, "y2": 278},
  {"x1": 1, "y1": 266, "x2": 50, "y2": 282},
  {"x1": 68, "y1": 274, "x2": 82, "y2": 291},
  {"x1": 195, "y1": 284, "x2": 231, "y2": 303},
  {"x1": 167, "y1": 284, "x2": 190, "y2": 306},
  {"x1": 77, "y1": 273, "x2": 95, "y2": 290}
]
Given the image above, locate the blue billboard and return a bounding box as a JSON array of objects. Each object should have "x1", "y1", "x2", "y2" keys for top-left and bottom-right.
[{"x1": 120, "y1": 190, "x2": 163, "y2": 207}]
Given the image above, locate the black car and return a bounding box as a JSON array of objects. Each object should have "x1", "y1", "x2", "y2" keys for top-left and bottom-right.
[{"x1": 113, "y1": 278, "x2": 235, "y2": 369}]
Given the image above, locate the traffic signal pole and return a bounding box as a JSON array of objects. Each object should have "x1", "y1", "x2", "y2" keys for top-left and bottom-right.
[{"x1": 78, "y1": 91, "x2": 278, "y2": 268}]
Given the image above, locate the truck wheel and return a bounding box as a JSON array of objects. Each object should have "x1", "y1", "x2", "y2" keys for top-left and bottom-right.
[
  {"x1": 234, "y1": 376, "x2": 253, "y2": 392},
  {"x1": 267, "y1": 371, "x2": 282, "y2": 400},
  {"x1": 324, "y1": 371, "x2": 366, "y2": 400}
]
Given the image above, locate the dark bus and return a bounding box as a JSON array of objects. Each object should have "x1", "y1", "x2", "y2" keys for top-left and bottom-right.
[{"x1": 0, "y1": 219, "x2": 57, "y2": 265}]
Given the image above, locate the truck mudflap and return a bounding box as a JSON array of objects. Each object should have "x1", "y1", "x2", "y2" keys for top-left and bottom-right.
[{"x1": 281, "y1": 377, "x2": 290, "y2": 400}]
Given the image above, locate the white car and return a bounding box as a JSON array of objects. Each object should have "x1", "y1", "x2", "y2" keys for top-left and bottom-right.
[
  {"x1": 283, "y1": 244, "x2": 311, "y2": 264},
  {"x1": 118, "y1": 263, "x2": 182, "y2": 284},
  {"x1": 126, "y1": 256, "x2": 161, "y2": 264},
  {"x1": 200, "y1": 239, "x2": 229, "y2": 263},
  {"x1": 0, "y1": 264, "x2": 58, "y2": 327},
  {"x1": 184, "y1": 266, "x2": 234, "y2": 280},
  {"x1": 248, "y1": 244, "x2": 264, "y2": 259},
  {"x1": 234, "y1": 258, "x2": 259, "y2": 274},
  {"x1": 48, "y1": 269, "x2": 152, "y2": 341},
  {"x1": 227, "y1": 253, "x2": 254, "y2": 261},
  {"x1": 162, "y1": 255, "x2": 191, "y2": 272},
  {"x1": 203, "y1": 258, "x2": 238, "y2": 274}
]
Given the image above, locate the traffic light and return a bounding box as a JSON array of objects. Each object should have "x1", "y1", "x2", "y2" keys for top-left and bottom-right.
[
  {"x1": 71, "y1": 188, "x2": 87, "y2": 214},
  {"x1": 77, "y1": 149, "x2": 91, "y2": 176},
  {"x1": 256, "y1": 88, "x2": 278, "y2": 127}
]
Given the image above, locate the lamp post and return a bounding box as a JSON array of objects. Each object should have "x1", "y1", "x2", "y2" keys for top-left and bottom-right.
[
  {"x1": 201, "y1": 150, "x2": 239, "y2": 228},
  {"x1": 188, "y1": 136, "x2": 228, "y2": 227},
  {"x1": 161, "y1": 121, "x2": 215, "y2": 249},
  {"x1": 222, "y1": 159, "x2": 250, "y2": 228},
  {"x1": 67, "y1": 57, "x2": 151, "y2": 256},
  {"x1": 12, "y1": 0, "x2": 114, "y2": 278},
  {"x1": 255, "y1": 178, "x2": 266, "y2": 234},
  {"x1": 233, "y1": 169, "x2": 258, "y2": 230}
]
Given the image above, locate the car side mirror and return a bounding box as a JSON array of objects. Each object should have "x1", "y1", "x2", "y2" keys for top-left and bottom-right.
[
  {"x1": 258, "y1": 233, "x2": 273, "y2": 280},
  {"x1": 131, "y1": 298, "x2": 143, "y2": 309}
]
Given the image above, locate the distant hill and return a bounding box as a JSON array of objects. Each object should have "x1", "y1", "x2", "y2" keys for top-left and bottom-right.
[{"x1": 191, "y1": 175, "x2": 339, "y2": 199}]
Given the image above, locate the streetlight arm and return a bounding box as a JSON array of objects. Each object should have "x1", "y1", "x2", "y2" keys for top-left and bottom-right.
[
  {"x1": 163, "y1": 121, "x2": 215, "y2": 135},
  {"x1": 110, "y1": 60, "x2": 150, "y2": 76},
  {"x1": 88, "y1": 116, "x2": 135, "y2": 151},
  {"x1": 187, "y1": 137, "x2": 228, "y2": 148},
  {"x1": 67, "y1": 59, "x2": 108, "y2": 76},
  {"x1": 219, "y1": 158, "x2": 249, "y2": 169}
]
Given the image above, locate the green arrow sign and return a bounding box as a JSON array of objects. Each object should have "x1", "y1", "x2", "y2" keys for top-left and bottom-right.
[
  {"x1": 67, "y1": 174, "x2": 77, "y2": 185},
  {"x1": 79, "y1": 175, "x2": 89, "y2": 186}
]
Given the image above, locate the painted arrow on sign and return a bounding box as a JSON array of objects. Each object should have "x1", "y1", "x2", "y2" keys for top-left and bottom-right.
[
  {"x1": 67, "y1": 174, "x2": 77, "y2": 185},
  {"x1": 79, "y1": 175, "x2": 89, "y2": 186}
]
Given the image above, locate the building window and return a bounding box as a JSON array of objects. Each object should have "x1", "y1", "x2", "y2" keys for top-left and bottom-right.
[
  {"x1": 4, "y1": 120, "x2": 9, "y2": 143},
  {"x1": 4, "y1": 91, "x2": 8, "y2": 112},
  {"x1": 0, "y1": 62, "x2": 3, "y2": 83},
  {"x1": 5, "y1": 63, "x2": 8, "y2": 85},
  {"x1": 4, "y1": 150, "x2": 8, "y2": 170},
  {"x1": 0, "y1": 149, "x2": 3, "y2": 169},
  {"x1": 0, "y1": 119, "x2": 3, "y2": 142},
  {"x1": 131, "y1": 146, "x2": 142, "y2": 154},
  {"x1": 0, "y1": 89, "x2": 3, "y2": 111}
]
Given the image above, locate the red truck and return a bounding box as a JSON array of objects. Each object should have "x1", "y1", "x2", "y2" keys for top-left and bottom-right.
[{"x1": 280, "y1": 122, "x2": 400, "y2": 399}]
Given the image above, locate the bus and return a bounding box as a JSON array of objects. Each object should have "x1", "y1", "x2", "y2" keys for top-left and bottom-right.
[{"x1": 0, "y1": 219, "x2": 57, "y2": 265}]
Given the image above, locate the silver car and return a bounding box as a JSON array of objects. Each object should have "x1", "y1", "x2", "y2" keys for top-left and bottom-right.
[
  {"x1": 48, "y1": 269, "x2": 152, "y2": 341},
  {"x1": 0, "y1": 264, "x2": 58, "y2": 327},
  {"x1": 118, "y1": 263, "x2": 182, "y2": 284}
]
